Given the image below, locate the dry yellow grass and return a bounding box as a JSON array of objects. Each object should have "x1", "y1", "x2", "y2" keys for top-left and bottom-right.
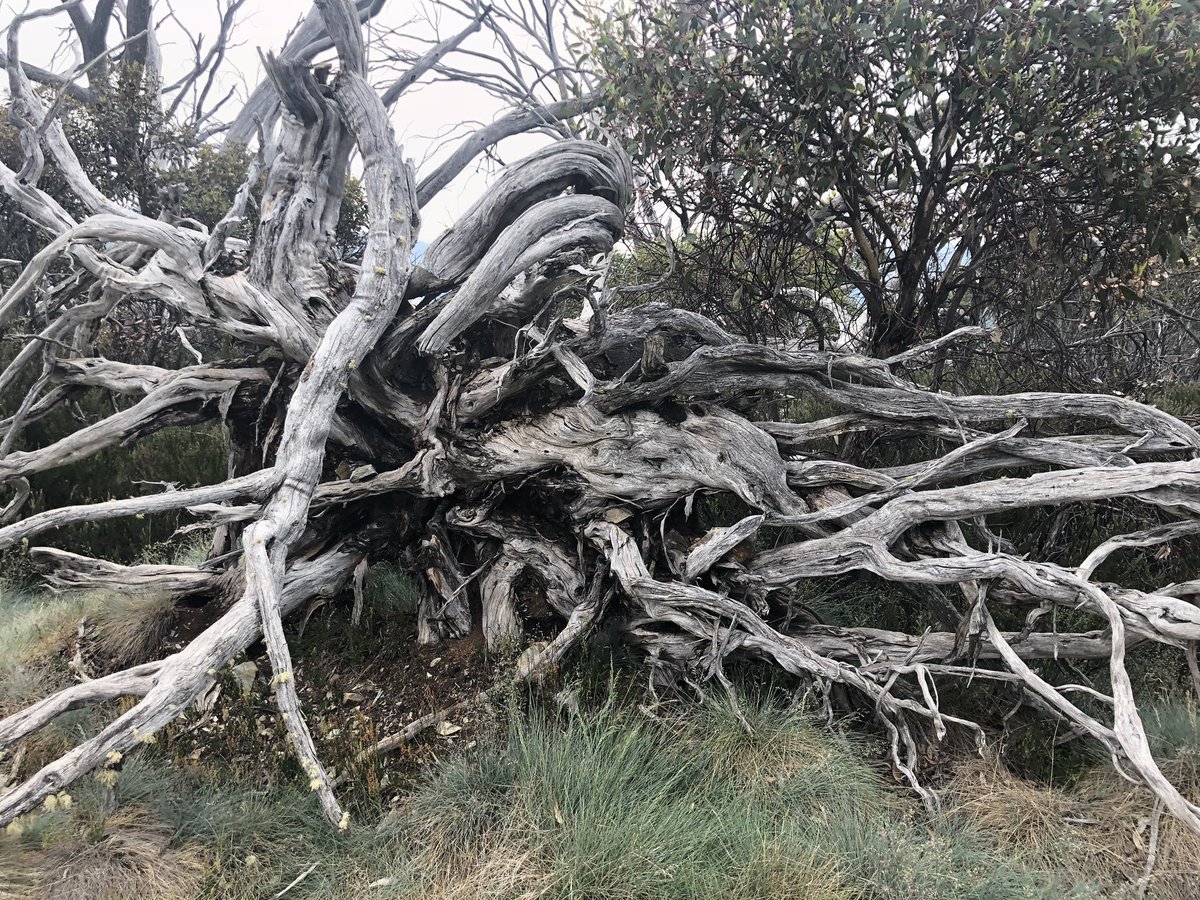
[
  {"x1": 401, "y1": 838, "x2": 850, "y2": 900},
  {"x1": 1072, "y1": 754, "x2": 1200, "y2": 899},
  {"x1": 90, "y1": 591, "x2": 177, "y2": 666},
  {"x1": 1, "y1": 808, "x2": 209, "y2": 900},
  {"x1": 943, "y1": 753, "x2": 1200, "y2": 899},
  {"x1": 942, "y1": 755, "x2": 1093, "y2": 871}
]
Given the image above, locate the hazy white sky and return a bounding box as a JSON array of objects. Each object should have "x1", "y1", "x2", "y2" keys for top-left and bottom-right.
[{"x1": 0, "y1": 0, "x2": 569, "y2": 237}]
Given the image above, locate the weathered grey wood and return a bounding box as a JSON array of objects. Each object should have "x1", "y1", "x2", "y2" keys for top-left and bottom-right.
[
  {"x1": 0, "y1": 365, "x2": 267, "y2": 484},
  {"x1": 462, "y1": 406, "x2": 802, "y2": 515},
  {"x1": 224, "y1": 0, "x2": 387, "y2": 145},
  {"x1": 31, "y1": 548, "x2": 217, "y2": 596},
  {"x1": 0, "y1": 471, "x2": 275, "y2": 552},
  {"x1": 410, "y1": 141, "x2": 630, "y2": 297},
  {"x1": 416, "y1": 95, "x2": 602, "y2": 207},
  {"x1": 481, "y1": 555, "x2": 525, "y2": 651},
  {"x1": 415, "y1": 523, "x2": 473, "y2": 646},
  {"x1": 792, "y1": 623, "x2": 1145, "y2": 664},
  {"x1": 682, "y1": 515, "x2": 764, "y2": 583},
  {"x1": 445, "y1": 508, "x2": 586, "y2": 616},
  {"x1": 2, "y1": 0, "x2": 1200, "y2": 841},
  {"x1": 417, "y1": 194, "x2": 624, "y2": 354},
  {"x1": 454, "y1": 303, "x2": 734, "y2": 421}
]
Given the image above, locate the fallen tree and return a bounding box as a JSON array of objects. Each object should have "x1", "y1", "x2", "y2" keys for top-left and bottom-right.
[{"x1": 0, "y1": 0, "x2": 1199, "y2": 839}]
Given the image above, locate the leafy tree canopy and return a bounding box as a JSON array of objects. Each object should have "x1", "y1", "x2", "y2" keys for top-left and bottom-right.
[{"x1": 594, "y1": 0, "x2": 1200, "y2": 355}]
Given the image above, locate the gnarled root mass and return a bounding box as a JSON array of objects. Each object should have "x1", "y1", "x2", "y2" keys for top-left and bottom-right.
[{"x1": 0, "y1": 0, "x2": 1199, "y2": 837}]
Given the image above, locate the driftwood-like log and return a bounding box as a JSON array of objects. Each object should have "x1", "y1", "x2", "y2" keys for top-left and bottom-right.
[{"x1": 0, "y1": 0, "x2": 1198, "y2": 840}]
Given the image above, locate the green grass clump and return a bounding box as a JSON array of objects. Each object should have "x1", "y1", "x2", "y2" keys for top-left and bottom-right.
[
  {"x1": 0, "y1": 581, "x2": 178, "y2": 711},
  {"x1": 0, "y1": 540, "x2": 210, "y2": 701},
  {"x1": 1141, "y1": 700, "x2": 1200, "y2": 759},
  {"x1": 0, "y1": 582, "x2": 88, "y2": 712},
  {"x1": 364, "y1": 561, "x2": 419, "y2": 622},
  {"x1": 89, "y1": 591, "x2": 178, "y2": 666},
  {"x1": 0, "y1": 692, "x2": 1075, "y2": 899},
  {"x1": 405, "y1": 705, "x2": 840, "y2": 899},
  {"x1": 400, "y1": 695, "x2": 1070, "y2": 899},
  {"x1": 1, "y1": 754, "x2": 419, "y2": 899}
]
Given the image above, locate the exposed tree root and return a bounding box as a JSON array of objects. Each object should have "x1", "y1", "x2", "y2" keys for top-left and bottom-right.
[{"x1": 0, "y1": 0, "x2": 1198, "y2": 840}]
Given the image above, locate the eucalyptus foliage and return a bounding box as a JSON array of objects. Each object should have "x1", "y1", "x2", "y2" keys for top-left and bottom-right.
[{"x1": 595, "y1": 0, "x2": 1200, "y2": 355}]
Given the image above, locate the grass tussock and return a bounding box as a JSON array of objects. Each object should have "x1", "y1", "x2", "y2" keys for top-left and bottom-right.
[
  {"x1": 0, "y1": 545, "x2": 202, "y2": 709},
  {"x1": 400, "y1": 696, "x2": 1067, "y2": 900},
  {"x1": 22, "y1": 811, "x2": 209, "y2": 900},
  {"x1": 0, "y1": 585, "x2": 177, "y2": 712},
  {"x1": 0, "y1": 584, "x2": 88, "y2": 713},
  {"x1": 942, "y1": 701, "x2": 1200, "y2": 898},
  {"x1": 0, "y1": 565, "x2": 190, "y2": 784},
  {"x1": 363, "y1": 561, "x2": 420, "y2": 621},
  {"x1": 0, "y1": 694, "x2": 1075, "y2": 900},
  {"x1": 89, "y1": 591, "x2": 177, "y2": 666}
]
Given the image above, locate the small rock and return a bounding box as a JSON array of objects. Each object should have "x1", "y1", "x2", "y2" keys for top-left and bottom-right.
[
  {"x1": 231, "y1": 660, "x2": 257, "y2": 694},
  {"x1": 343, "y1": 691, "x2": 365, "y2": 705},
  {"x1": 435, "y1": 720, "x2": 461, "y2": 737}
]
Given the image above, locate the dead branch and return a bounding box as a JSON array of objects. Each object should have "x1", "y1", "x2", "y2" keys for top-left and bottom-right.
[{"x1": 0, "y1": 0, "x2": 1197, "y2": 844}]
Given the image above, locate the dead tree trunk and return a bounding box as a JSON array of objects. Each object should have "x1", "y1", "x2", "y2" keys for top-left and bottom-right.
[{"x1": 0, "y1": 0, "x2": 1199, "y2": 838}]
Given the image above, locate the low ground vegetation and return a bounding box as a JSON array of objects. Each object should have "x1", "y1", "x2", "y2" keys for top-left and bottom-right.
[{"x1": 0, "y1": 565, "x2": 1197, "y2": 899}]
